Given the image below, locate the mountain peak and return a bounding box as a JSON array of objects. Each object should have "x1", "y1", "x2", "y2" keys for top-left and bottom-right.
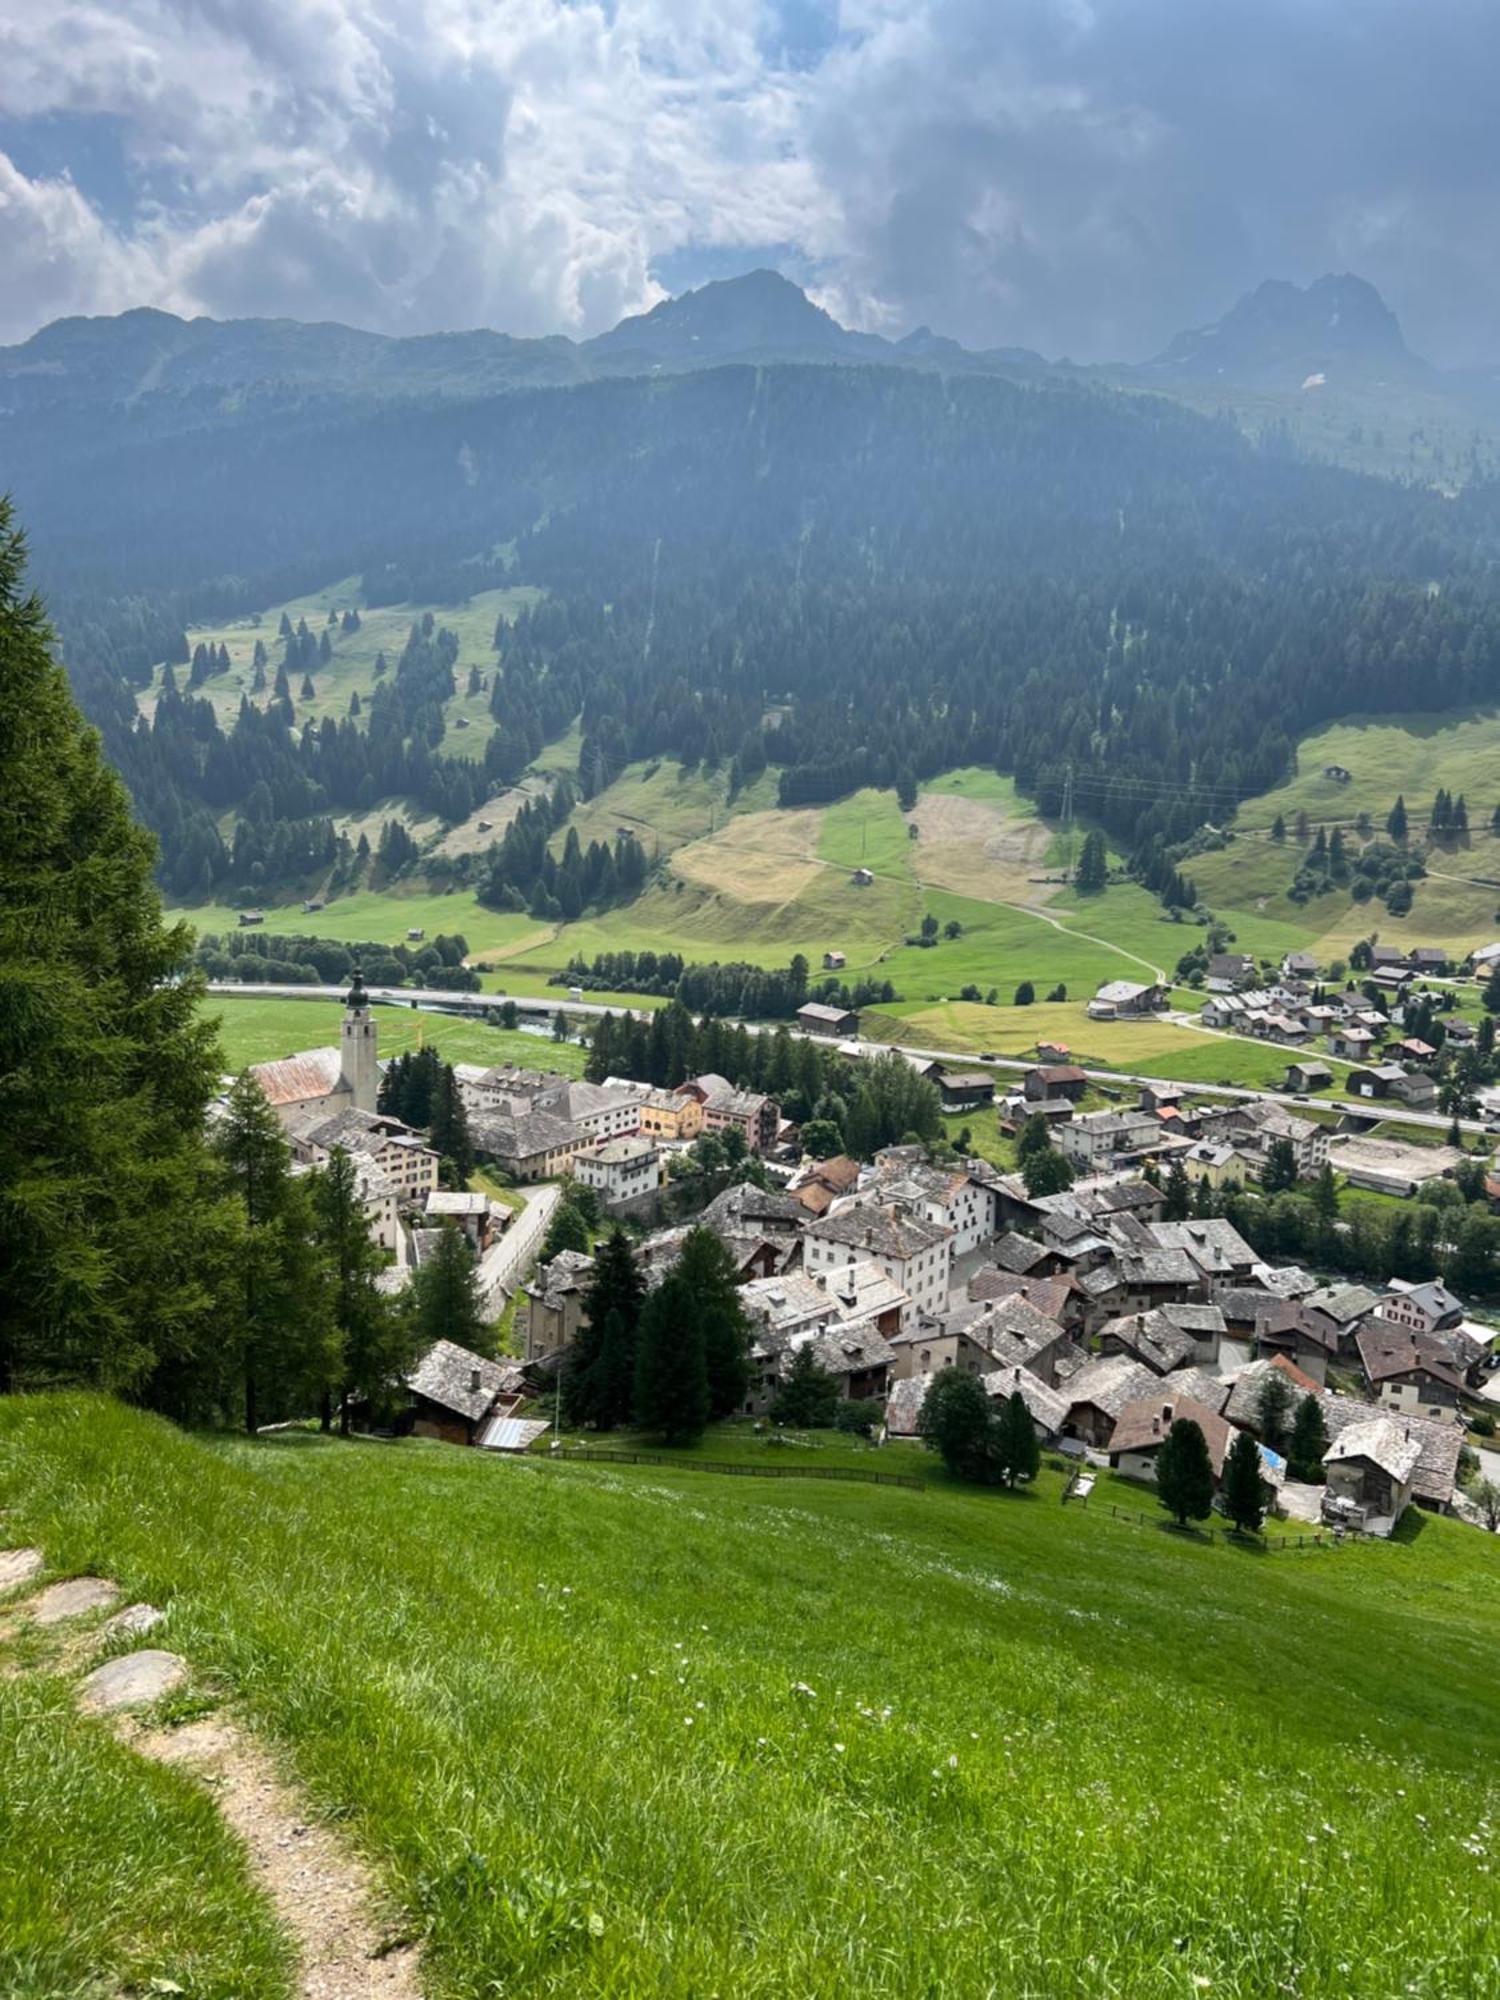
[
  {"x1": 588, "y1": 269, "x2": 886, "y2": 363},
  {"x1": 1147, "y1": 272, "x2": 1419, "y2": 387}
]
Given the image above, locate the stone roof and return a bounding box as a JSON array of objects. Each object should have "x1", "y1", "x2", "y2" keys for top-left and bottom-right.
[
  {"x1": 1098, "y1": 1310, "x2": 1200, "y2": 1374},
  {"x1": 1107, "y1": 1393, "x2": 1236, "y2": 1476},
  {"x1": 406, "y1": 1339, "x2": 508, "y2": 1422},
  {"x1": 1326, "y1": 1417, "x2": 1423, "y2": 1487},
  {"x1": 470, "y1": 1105, "x2": 579, "y2": 1163},
  {"x1": 1150, "y1": 1217, "x2": 1257, "y2": 1276},
  {"x1": 1356, "y1": 1322, "x2": 1466, "y2": 1394},
  {"x1": 1058, "y1": 1354, "x2": 1160, "y2": 1423},
  {"x1": 807, "y1": 1323, "x2": 896, "y2": 1378},
  {"x1": 885, "y1": 1373, "x2": 933, "y2": 1438},
  {"x1": 1221, "y1": 1354, "x2": 1322, "y2": 1427},
  {"x1": 990, "y1": 1232, "x2": 1052, "y2": 1275},
  {"x1": 808, "y1": 1203, "x2": 952, "y2": 1259},
  {"x1": 981, "y1": 1365, "x2": 1069, "y2": 1436}
]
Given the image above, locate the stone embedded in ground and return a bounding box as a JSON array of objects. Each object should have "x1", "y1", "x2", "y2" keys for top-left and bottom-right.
[
  {"x1": 76, "y1": 1649, "x2": 188, "y2": 1713},
  {"x1": 0, "y1": 1548, "x2": 44, "y2": 1593},
  {"x1": 32, "y1": 1576, "x2": 119, "y2": 1626},
  {"x1": 103, "y1": 1601, "x2": 166, "y2": 1641}
]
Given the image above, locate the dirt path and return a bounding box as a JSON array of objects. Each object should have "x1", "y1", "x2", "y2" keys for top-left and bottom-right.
[
  {"x1": 997, "y1": 900, "x2": 1168, "y2": 983},
  {"x1": 134, "y1": 1715, "x2": 422, "y2": 2000}
]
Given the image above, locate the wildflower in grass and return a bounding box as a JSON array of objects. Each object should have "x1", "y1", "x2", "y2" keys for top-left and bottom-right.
[
  {"x1": 833, "y1": 1742, "x2": 846, "y2": 1754},
  {"x1": 947, "y1": 1755, "x2": 958, "y2": 1770},
  {"x1": 792, "y1": 1681, "x2": 816, "y2": 1699}
]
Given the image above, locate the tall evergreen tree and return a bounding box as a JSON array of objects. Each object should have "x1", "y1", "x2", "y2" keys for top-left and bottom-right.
[
  {"x1": 675, "y1": 1226, "x2": 751, "y2": 1419},
  {"x1": 409, "y1": 1221, "x2": 487, "y2": 1353},
  {"x1": 564, "y1": 1228, "x2": 643, "y2": 1429},
  {"x1": 1155, "y1": 1417, "x2": 1215, "y2": 1528},
  {"x1": 215, "y1": 1072, "x2": 337, "y2": 1433},
  {"x1": 769, "y1": 1343, "x2": 841, "y2": 1428},
  {"x1": 1074, "y1": 828, "x2": 1108, "y2": 894},
  {"x1": 312, "y1": 1146, "x2": 415, "y2": 1433},
  {"x1": 428, "y1": 1064, "x2": 475, "y2": 1182},
  {"x1": 1222, "y1": 1429, "x2": 1266, "y2": 1534},
  {"x1": 633, "y1": 1270, "x2": 709, "y2": 1443},
  {"x1": 996, "y1": 1389, "x2": 1041, "y2": 1487},
  {"x1": 0, "y1": 500, "x2": 235, "y2": 1400},
  {"x1": 1287, "y1": 1394, "x2": 1330, "y2": 1484}
]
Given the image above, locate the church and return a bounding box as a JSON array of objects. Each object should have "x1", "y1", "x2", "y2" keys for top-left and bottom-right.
[{"x1": 246, "y1": 972, "x2": 381, "y2": 1126}]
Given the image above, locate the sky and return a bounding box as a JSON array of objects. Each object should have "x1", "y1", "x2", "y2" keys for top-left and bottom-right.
[{"x1": 2, "y1": 0, "x2": 1498, "y2": 365}]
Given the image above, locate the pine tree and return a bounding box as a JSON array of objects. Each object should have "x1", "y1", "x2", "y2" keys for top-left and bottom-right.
[
  {"x1": 676, "y1": 1226, "x2": 751, "y2": 1419},
  {"x1": 319, "y1": 628, "x2": 333, "y2": 663},
  {"x1": 542, "y1": 1198, "x2": 590, "y2": 1259},
  {"x1": 770, "y1": 1343, "x2": 841, "y2": 1428},
  {"x1": 215, "y1": 1072, "x2": 337, "y2": 1433},
  {"x1": 1256, "y1": 1368, "x2": 1296, "y2": 1454},
  {"x1": 300, "y1": 672, "x2": 316, "y2": 700},
  {"x1": 1074, "y1": 828, "x2": 1108, "y2": 894},
  {"x1": 996, "y1": 1389, "x2": 1041, "y2": 1487},
  {"x1": 1022, "y1": 1148, "x2": 1074, "y2": 1197},
  {"x1": 633, "y1": 1271, "x2": 710, "y2": 1443},
  {"x1": 1288, "y1": 1394, "x2": 1330, "y2": 1484},
  {"x1": 1222, "y1": 1429, "x2": 1266, "y2": 1534},
  {"x1": 1162, "y1": 1162, "x2": 1191, "y2": 1219},
  {"x1": 0, "y1": 499, "x2": 236, "y2": 1402},
  {"x1": 563, "y1": 1228, "x2": 643, "y2": 1430},
  {"x1": 409, "y1": 1221, "x2": 487, "y2": 1354},
  {"x1": 428, "y1": 1064, "x2": 474, "y2": 1181},
  {"x1": 312, "y1": 1146, "x2": 414, "y2": 1432},
  {"x1": 1387, "y1": 794, "x2": 1408, "y2": 842},
  {"x1": 1155, "y1": 1417, "x2": 1215, "y2": 1527}
]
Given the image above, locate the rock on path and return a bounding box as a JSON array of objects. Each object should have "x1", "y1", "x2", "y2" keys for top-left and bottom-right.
[
  {"x1": 76, "y1": 1648, "x2": 188, "y2": 1713},
  {"x1": 31, "y1": 1575, "x2": 119, "y2": 1625},
  {"x1": 103, "y1": 1601, "x2": 166, "y2": 1641},
  {"x1": 136, "y1": 1718, "x2": 422, "y2": 1999},
  {"x1": 0, "y1": 1547, "x2": 44, "y2": 1593}
]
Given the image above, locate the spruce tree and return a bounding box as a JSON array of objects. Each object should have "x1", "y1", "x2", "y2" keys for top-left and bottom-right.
[
  {"x1": 428, "y1": 1064, "x2": 475, "y2": 1182},
  {"x1": 215, "y1": 1072, "x2": 338, "y2": 1432},
  {"x1": 312, "y1": 1146, "x2": 414, "y2": 1432},
  {"x1": 996, "y1": 1389, "x2": 1041, "y2": 1487},
  {"x1": 1257, "y1": 1368, "x2": 1296, "y2": 1454},
  {"x1": 1222, "y1": 1429, "x2": 1266, "y2": 1534},
  {"x1": 1387, "y1": 794, "x2": 1408, "y2": 842},
  {"x1": 410, "y1": 1221, "x2": 487, "y2": 1354},
  {"x1": 770, "y1": 1343, "x2": 841, "y2": 1428},
  {"x1": 1288, "y1": 1394, "x2": 1330, "y2": 1484},
  {"x1": 633, "y1": 1271, "x2": 710, "y2": 1443},
  {"x1": 676, "y1": 1226, "x2": 751, "y2": 1419},
  {"x1": 564, "y1": 1228, "x2": 643, "y2": 1429},
  {"x1": 1155, "y1": 1418, "x2": 1215, "y2": 1528},
  {"x1": 0, "y1": 500, "x2": 234, "y2": 1400},
  {"x1": 1074, "y1": 828, "x2": 1108, "y2": 894},
  {"x1": 1162, "y1": 1162, "x2": 1191, "y2": 1220}
]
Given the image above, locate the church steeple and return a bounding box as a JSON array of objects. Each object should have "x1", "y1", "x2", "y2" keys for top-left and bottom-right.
[{"x1": 339, "y1": 967, "x2": 378, "y2": 1111}]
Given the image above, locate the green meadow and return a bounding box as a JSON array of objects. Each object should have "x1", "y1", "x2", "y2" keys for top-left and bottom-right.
[
  {"x1": 207, "y1": 995, "x2": 589, "y2": 1077},
  {"x1": 3, "y1": 1397, "x2": 1498, "y2": 1999}
]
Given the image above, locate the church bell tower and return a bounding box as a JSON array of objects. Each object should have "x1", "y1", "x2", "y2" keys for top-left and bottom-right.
[{"x1": 340, "y1": 968, "x2": 379, "y2": 1112}]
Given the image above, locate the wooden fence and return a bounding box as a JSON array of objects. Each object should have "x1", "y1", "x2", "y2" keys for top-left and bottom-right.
[{"x1": 547, "y1": 1446, "x2": 924, "y2": 1491}]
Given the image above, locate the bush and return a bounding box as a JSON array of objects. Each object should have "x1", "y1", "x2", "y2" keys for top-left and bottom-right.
[{"x1": 834, "y1": 1399, "x2": 884, "y2": 1437}]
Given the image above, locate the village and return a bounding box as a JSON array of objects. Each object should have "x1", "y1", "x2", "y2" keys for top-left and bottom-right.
[{"x1": 231, "y1": 965, "x2": 1500, "y2": 1538}]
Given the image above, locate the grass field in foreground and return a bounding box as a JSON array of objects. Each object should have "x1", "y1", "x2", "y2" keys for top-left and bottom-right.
[
  {"x1": 207, "y1": 995, "x2": 589, "y2": 1076},
  {"x1": 3, "y1": 1398, "x2": 1497, "y2": 1999}
]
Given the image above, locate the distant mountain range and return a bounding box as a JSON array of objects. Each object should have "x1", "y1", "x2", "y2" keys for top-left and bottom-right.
[{"x1": 1, "y1": 264, "x2": 1480, "y2": 420}]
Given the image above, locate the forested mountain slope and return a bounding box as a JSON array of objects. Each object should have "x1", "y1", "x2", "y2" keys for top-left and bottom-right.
[{"x1": 10, "y1": 301, "x2": 1500, "y2": 909}]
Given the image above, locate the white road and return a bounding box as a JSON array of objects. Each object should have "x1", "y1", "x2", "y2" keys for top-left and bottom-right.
[{"x1": 476, "y1": 1182, "x2": 562, "y2": 1315}]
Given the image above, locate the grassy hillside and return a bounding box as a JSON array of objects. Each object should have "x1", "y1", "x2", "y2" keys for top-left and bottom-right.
[
  {"x1": 3, "y1": 1398, "x2": 1498, "y2": 1999},
  {"x1": 141, "y1": 579, "x2": 544, "y2": 754},
  {"x1": 206, "y1": 996, "x2": 589, "y2": 1076}
]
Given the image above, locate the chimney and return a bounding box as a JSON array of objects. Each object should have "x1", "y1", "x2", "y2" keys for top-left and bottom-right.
[
  {"x1": 1162, "y1": 1402, "x2": 1173, "y2": 1427},
  {"x1": 469, "y1": 1366, "x2": 482, "y2": 1394}
]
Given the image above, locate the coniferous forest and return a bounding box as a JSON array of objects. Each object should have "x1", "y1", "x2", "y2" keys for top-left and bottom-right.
[{"x1": 11, "y1": 340, "x2": 1500, "y2": 901}]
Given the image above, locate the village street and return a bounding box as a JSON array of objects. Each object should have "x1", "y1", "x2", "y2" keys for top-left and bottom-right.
[{"x1": 476, "y1": 1182, "x2": 561, "y2": 1314}]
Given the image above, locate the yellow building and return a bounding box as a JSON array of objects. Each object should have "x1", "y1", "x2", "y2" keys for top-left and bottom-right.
[{"x1": 637, "y1": 1090, "x2": 704, "y2": 1142}]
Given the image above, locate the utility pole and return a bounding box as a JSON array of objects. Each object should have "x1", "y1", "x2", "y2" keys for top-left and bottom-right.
[{"x1": 1060, "y1": 763, "x2": 1075, "y2": 881}]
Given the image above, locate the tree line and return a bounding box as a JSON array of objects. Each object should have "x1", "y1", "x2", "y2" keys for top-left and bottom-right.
[
  {"x1": 555, "y1": 949, "x2": 898, "y2": 1017},
  {"x1": 585, "y1": 1003, "x2": 943, "y2": 1157}
]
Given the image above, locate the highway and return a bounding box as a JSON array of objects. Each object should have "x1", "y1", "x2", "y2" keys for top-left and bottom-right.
[{"x1": 204, "y1": 979, "x2": 1499, "y2": 1141}]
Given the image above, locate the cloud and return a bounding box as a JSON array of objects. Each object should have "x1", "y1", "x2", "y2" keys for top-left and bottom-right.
[{"x1": 0, "y1": 0, "x2": 1498, "y2": 362}]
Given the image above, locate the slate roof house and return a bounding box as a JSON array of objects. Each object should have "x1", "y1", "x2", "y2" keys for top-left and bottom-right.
[
  {"x1": 403, "y1": 1340, "x2": 518, "y2": 1447},
  {"x1": 1356, "y1": 1323, "x2": 1466, "y2": 1420},
  {"x1": 1107, "y1": 1393, "x2": 1239, "y2": 1487}
]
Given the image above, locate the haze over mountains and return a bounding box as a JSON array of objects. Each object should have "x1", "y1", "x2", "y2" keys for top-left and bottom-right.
[{"x1": 0, "y1": 266, "x2": 1474, "y2": 418}]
